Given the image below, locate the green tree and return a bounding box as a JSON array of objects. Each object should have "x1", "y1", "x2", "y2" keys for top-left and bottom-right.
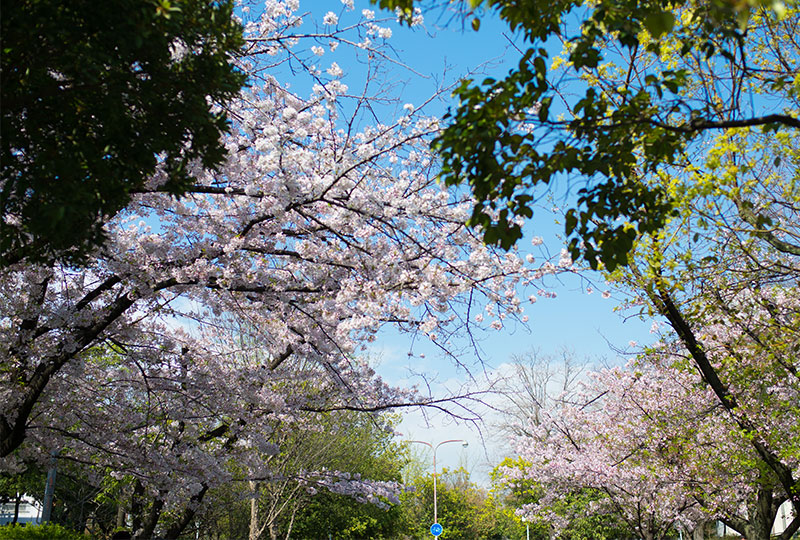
[
  {"x1": 490, "y1": 457, "x2": 547, "y2": 540},
  {"x1": 0, "y1": 466, "x2": 44, "y2": 526},
  {"x1": 1, "y1": 0, "x2": 245, "y2": 266},
  {"x1": 194, "y1": 411, "x2": 409, "y2": 540},
  {"x1": 289, "y1": 490, "x2": 405, "y2": 540},
  {"x1": 376, "y1": 0, "x2": 798, "y2": 270},
  {"x1": 276, "y1": 412, "x2": 408, "y2": 540},
  {"x1": 400, "y1": 467, "x2": 522, "y2": 539},
  {"x1": 0, "y1": 460, "x2": 124, "y2": 537}
]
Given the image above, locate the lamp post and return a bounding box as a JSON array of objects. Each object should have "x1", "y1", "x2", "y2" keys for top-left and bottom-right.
[{"x1": 408, "y1": 439, "x2": 468, "y2": 529}]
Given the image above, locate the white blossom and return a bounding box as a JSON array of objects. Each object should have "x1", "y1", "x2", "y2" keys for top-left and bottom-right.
[{"x1": 323, "y1": 11, "x2": 338, "y2": 25}]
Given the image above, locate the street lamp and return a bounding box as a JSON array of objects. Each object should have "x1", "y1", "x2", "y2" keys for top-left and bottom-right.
[{"x1": 408, "y1": 439, "x2": 469, "y2": 530}]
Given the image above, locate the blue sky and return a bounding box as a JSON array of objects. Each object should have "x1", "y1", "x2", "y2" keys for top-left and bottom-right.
[{"x1": 252, "y1": 0, "x2": 657, "y2": 485}]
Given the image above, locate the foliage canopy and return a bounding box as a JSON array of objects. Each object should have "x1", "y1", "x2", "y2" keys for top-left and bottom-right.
[
  {"x1": 375, "y1": 0, "x2": 799, "y2": 271},
  {"x1": 1, "y1": 0, "x2": 245, "y2": 266}
]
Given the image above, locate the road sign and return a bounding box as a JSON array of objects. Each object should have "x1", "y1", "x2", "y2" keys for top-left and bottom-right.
[{"x1": 430, "y1": 523, "x2": 443, "y2": 536}]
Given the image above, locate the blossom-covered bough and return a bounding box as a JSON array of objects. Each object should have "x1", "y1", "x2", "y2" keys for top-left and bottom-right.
[{"x1": 0, "y1": 1, "x2": 561, "y2": 537}]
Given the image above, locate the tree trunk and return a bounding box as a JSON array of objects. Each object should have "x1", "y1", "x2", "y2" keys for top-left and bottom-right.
[
  {"x1": 11, "y1": 493, "x2": 21, "y2": 524},
  {"x1": 164, "y1": 484, "x2": 208, "y2": 539},
  {"x1": 639, "y1": 530, "x2": 655, "y2": 540},
  {"x1": 743, "y1": 487, "x2": 780, "y2": 540},
  {"x1": 249, "y1": 481, "x2": 261, "y2": 540},
  {"x1": 115, "y1": 501, "x2": 126, "y2": 530},
  {"x1": 723, "y1": 487, "x2": 781, "y2": 540},
  {"x1": 135, "y1": 497, "x2": 163, "y2": 540},
  {"x1": 130, "y1": 480, "x2": 144, "y2": 534}
]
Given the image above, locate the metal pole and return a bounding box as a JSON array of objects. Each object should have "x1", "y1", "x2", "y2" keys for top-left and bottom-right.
[
  {"x1": 41, "y1": 450, "x2": 59, "y2": 523},
  {"x1": 432, "y1": 448, "x2": 438, "y2": 525}
]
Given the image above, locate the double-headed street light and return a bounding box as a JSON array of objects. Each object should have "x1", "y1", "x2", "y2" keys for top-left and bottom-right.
[{"x1": 408, "y1": 439, "x2": 469, "y2": 532}]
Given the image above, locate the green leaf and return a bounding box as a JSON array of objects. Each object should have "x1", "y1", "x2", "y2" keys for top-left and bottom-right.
[{"x1": 643, "y1": 11, "x2": 675, "y2": 37}]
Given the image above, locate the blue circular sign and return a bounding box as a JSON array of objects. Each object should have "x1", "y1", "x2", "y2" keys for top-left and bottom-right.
[{"x1": 430, "y1": 523, "x2": 443, "y2": 536}]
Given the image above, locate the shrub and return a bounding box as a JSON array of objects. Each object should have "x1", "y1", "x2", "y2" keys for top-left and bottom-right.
[{"x1": 0, "y1": 523, "x2": 91, "y2": 540}]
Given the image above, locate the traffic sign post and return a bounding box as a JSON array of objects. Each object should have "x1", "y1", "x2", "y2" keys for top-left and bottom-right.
[{"x1": 430, "y1": 523, "x2": 443, "y2": 536}]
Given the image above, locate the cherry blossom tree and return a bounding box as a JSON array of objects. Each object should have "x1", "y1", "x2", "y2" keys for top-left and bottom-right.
[
  {"x1": 501, "y1": 140, "x2": 800, "y2": 539},
  {"x1": 596, "y1": 354, "x2": 799, "y2": 540},
  {"x1": 24, "y1": 338, "x2": 412, "y2": 538},
  {"x1": 506, "y1": 365, "x2": 706, "y2": 540},
  {"x1": 1, "y1": 2, "x2": 561, "y2": 537},
  {"x1": 507, "y1": 347, "x2": 799, "y2": 540}
]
